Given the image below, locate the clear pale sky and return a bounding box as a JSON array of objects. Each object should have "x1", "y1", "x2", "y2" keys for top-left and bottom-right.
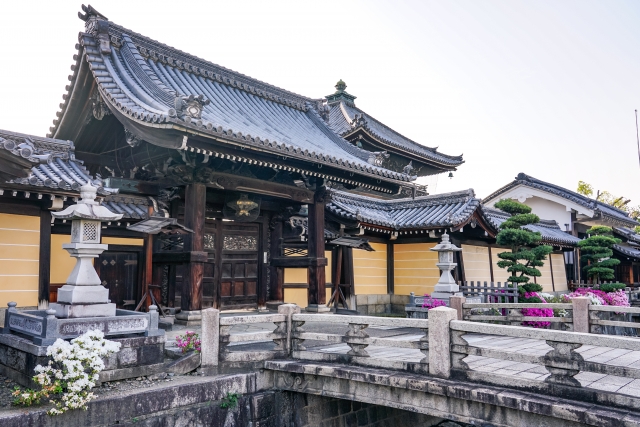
[{"x1": 0, "y1": 1, "x2": 638, "y2": 201}]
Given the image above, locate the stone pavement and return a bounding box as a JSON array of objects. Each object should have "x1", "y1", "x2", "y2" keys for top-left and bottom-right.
[{"x1": 164, "y1": 311, "x2": 640, "y2": 396}]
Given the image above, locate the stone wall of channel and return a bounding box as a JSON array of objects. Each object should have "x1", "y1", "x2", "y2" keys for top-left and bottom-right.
[{"x1": 283, "y1": 392, "x2": 446, "y2": 427}]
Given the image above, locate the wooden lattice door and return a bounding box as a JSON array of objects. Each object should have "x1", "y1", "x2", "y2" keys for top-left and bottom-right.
[
  {"x1": 217, "y1": 222, "x2": 259, "y2": 309},
  {"x1": 199, "y1": 218, "x2": 260, "y2": 309}
]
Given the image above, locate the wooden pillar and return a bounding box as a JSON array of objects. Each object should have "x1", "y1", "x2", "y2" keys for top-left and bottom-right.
[
  {"x1": 141, "y1": 206, "x2": 154, "y2": 310},
  {"x1": 307, "y1": 184, "x2": 328, "y2": 310},
  {"x1": 38, "y1": 210, "x2": 52, "y2": 306},
  {"x1": 387, "y1": 242, "x2": 394, "y2": 294},
  {"x1": 181, "y1": 183, "x2": 206, "y2": 313},
  {"x1": 258, "y1": 217, "x2": 269, "y2": 308},
  {"x1": 269, "y1": 216, "x2": 284, "y2": 301}
]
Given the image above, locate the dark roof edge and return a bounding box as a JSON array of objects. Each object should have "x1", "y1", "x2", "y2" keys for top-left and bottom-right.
[{"x1": 338, "y1": 103, "x2": 464, "y2": 165}]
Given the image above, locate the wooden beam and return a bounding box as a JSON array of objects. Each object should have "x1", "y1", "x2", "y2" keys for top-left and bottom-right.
[
  {"x1": 141, "y1": 206, "x2": 154, "y2": 310},
  {"x1": 271, "y1": 257, "x2": 328, "y2": 268},
  {"x1": 75, "y1": 151, "x2": 118, "y2": 169},
  {"x1": 207, "y1": 170, "x2": 314, "y2": 203},
  {"x1": 258, "y1": 216, "x2": 269, "y2": 308},
  {"x1": 38, "y1": 210, "x2": 52, "y2": 305},
  {"x1": 269, "y1": 215, "x2": 284, "y2": 301},
  {"x1": 307, "y1": 184, "x2": 327, "y2": 307},
  {"x1": 181, "y1": 183, "x2": 206, "y2": 312}
]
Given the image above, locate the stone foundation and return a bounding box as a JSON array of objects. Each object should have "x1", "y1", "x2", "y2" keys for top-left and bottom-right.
[
  {"x1": 0, "y1": 333, "x2": 165, "y2": 387},
  {"x1": 0, "y1": 373, "x2": 449, "y2": 427},
  {"x1": 355, "y1": 294, "x2": 409, "y2": 316}
]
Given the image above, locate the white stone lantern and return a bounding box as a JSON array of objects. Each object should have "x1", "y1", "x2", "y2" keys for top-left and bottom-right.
[
  {"x1": 49, "y1": 182, "x2": 123, "y2": 318},
  {"x1": 429, "y1": 232, "x2": 462, "y2": 303}
]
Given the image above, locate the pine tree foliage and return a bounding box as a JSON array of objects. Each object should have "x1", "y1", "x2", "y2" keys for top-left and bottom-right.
[
  {"x1": 494, "y1": 199, "x2": 553, "y2": 292},
  {"x1": 578, "y1": 226, "x2": 621, "y2": 282}
]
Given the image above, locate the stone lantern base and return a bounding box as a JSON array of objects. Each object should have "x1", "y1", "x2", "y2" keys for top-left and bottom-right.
[{"x1": 50, "y1": 300, "x2": 116, "y2": 318}]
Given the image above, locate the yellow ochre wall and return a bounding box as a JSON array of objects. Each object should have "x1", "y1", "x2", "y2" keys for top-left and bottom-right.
[
  {"x1": 393, "y1": 243, "x2": 439, "y2": 296},
  {"x1": 489, "y1": 247, "x2": 568, "y2": 292},
  {"x1": 551, "y1": 253, "x2": 568, "y2": 292},
  {"x1": 50, "y1": 236, "x2": 143, "y2": 285},
  {"x1": 461, "y1": 245, "x2": 491, "y2": 283},
  {"x1": 50, "y1": 234, "x2": 75, "y2": 284},
  {"x1": 537, "y1": 257, "x2": 553, "y2": 292},
  {"x1": 0, "y1": 213, "x2": 40, "y2": 307},
  {"x1": 283, "y1": 250, "x2": 332, "y2": 308},
  {"x1": 353, "y1": 243, "x2": 387, "y2": 295}
]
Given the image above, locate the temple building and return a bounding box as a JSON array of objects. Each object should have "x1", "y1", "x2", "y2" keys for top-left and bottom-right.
[
  {"x1": 1, "y1": 6, "x2": 637, "y2": 319},
  {"x1": 484, "y1": 173, "x2": 640, "y2": 285}
]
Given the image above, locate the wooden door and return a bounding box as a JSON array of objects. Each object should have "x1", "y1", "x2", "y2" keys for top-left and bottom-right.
[
  {"x1": 217, "y1": 222, "x2": 259, "y2": 309},
  {"x1": 96, "y1": 251, "x2": 139, "y2": 309}
]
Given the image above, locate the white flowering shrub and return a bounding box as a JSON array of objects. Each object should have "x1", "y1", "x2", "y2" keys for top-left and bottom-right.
[{"x1": 12, "y1": 329, "x2": 121, "y2": 415}]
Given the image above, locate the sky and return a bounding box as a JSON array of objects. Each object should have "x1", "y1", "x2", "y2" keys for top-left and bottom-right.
[{"x1": 0, "y1": 1, "x2": 639, "y2": 201}]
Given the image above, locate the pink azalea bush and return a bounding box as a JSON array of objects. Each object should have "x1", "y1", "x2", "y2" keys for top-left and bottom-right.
[
  {"x1": 563, "y1": 288, "x2": 630, "y2": 307},
  {"x1": 521, "y1": 292, "x2": 554, "y2": 328},
  {"x1": 422, "y1": 294, "x2": 447, "y2": 310},
  {"x1": 176, "y1": 331, "x2": 201, "y2": 353}
]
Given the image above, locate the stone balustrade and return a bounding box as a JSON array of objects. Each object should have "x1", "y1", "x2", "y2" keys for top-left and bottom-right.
[
  {"x1": 199, "y1": 304, "x2": 640, "y2": 409},
  {"x1": 454, "y1": 295, "x2": 640, "y2": 334},
  {"x1": 290, "y1": 313, "x2": 430, "y2": 372}
]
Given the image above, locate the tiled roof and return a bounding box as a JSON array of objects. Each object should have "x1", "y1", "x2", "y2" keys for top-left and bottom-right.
[
  {"x1": 0, "y1": 128, "x2": 151, "y2": 220},
  {"x1": 483, "y1": 207, "x2": 581, "y2": 247},
  {"x1": 102, "y1": 195, "x2": 150, "y2": 220},
  {"x1": 0, "y1": 129, "x2": 116, "y2": 196},
  {"x1": 613, "y1": 244, "x2": 640, "y2": 260},
  {"x1": 614, "y1": 227, "x2": 640, "y2": 244},
  {"x1": 328, "y1": 100, "x2": 464, "y2": 168},
  {"x1": 49, "y1": 7, "x2": 415, "y2": 188},
  {"x1": 327, "y1": 189, "x2": 481, "y2": 230},
  {"x1": 484, "y1": 173, "x2": 639, "y2": 228}
]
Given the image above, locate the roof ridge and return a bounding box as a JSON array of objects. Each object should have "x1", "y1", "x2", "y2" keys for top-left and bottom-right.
[
  {"x1": 517, "y1": 173, "x2": 634, "y2": 217},
  {"x1": 330, "y1": 188, "x2": 475, "y2": 206}
]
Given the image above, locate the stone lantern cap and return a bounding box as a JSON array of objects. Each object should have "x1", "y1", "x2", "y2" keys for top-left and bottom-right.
[
  {"x1": 52, "y1": 182, "x2": 123, "y2": 221},
  {"x1": 430, "y1": 233, "x2": 461, "y2": 253}
]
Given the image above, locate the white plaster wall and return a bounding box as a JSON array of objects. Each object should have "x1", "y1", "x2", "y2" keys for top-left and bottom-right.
[{"x1": 524, "y1": 197, "x2": 573, "y2": 231}]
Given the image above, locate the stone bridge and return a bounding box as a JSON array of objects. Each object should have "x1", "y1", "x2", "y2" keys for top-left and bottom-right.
[{"x1": 2, "y1": 304, "x2": 640, "y2": 427}]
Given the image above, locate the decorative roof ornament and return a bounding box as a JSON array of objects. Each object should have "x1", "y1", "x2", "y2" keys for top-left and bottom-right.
[
  {"x1": 91, "y1": 90, "x2": 111, "y2": 121},
  {"x1": 124, "y1": 129, "x2": 142, "y2": 148},
  {"x1": 402, "y1": 161, "x2": 414, "y2": 176},
  {"x1": 169, "y1": 94, "x2": 210, "y2": 121},
  {"x1": 78, "y1": 5, "x2": 111, "y2": 54},
  {"x1": 326, "y1": 80, "x2": 357, "y2": 106},
  {"x1": 52, "y1": 182, "x2": 123, "y2": 221},
  {"x1": 0, "y1": 136, "x2": 53, "y2": 165},
  {"x1": 367, "y1": 151, "x2": 390, "y2": 167}
]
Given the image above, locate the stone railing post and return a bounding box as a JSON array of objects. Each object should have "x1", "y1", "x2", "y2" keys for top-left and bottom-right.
[
  {"x1": 201, "y1": 308, "x2": 219, "y2": 368},
  {"x1": 449, "y1": 295, "x2": 465, "y2": 320},
  {"x1": 571, "y1": 297, "x2": 590, "y2": 334},
  {"x1": 428, "y1": 306, "x2": 457, "y2": 378},
  {"x1": 345, "y1": 322, "x2": 370, "y2": 357},
  {"x1": 277, "y1": 304, "x2": 300, "y2": 356}
]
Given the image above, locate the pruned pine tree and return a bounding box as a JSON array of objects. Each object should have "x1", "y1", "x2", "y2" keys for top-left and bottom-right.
[
  {"x1": 577, "y1": 226, "x2": 620, "y2": 283},
  {"x1": 495, "y1": 199, "x2": 553, "y2": 294}
]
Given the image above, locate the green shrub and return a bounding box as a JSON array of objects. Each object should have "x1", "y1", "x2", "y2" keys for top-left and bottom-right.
[{"x1": 598, "y1": 283, "x2": 626, "y2": 293}]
